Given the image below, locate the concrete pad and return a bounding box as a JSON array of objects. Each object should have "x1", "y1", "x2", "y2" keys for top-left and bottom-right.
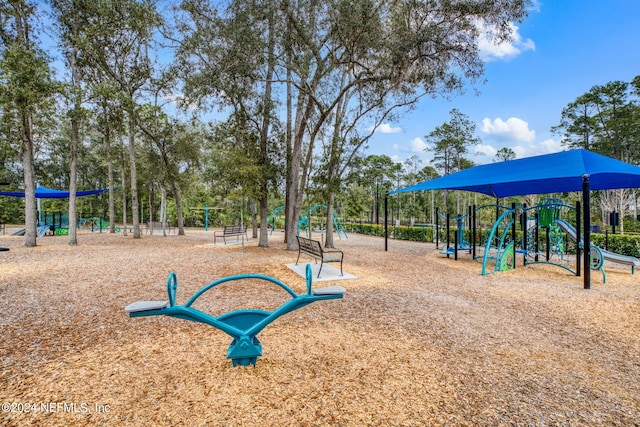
[{"x1": 285, "y1": 263, "x2": 357, "y2": 282}]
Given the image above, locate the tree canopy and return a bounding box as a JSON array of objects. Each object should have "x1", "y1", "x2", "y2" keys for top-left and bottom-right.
[{"x1": 4, "y1": 0, "x2": 639, "y2": 244}]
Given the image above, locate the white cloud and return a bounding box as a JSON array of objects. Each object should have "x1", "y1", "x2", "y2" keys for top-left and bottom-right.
[
  {"x1": 481, "y1": 117, "x2": 536, "y2": 142},
  {"x1": 512, "y1": 145, "x2": 528, "y2": 159},
  {"x1": 539, "y1": 138, "x2": 563, "y2": 154},
  {"x1": 409, "y1": 137, "x2": 428, "y2": 152},
  {"x1": 474, "y1": 144, "x2": 498, "y2": 157},
  {"x1": 512, "y1": 138, "x2": 563, "y2": 159},
  {"x1": 369, "y1": 123, "x2": 403, "y2": 134},
  {"x1": 478, "y1": 22, "x2": 535, "y2": 62}
]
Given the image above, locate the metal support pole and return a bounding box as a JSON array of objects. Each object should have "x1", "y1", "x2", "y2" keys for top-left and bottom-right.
[
  {"x1": 535, "y1": 212, "x2": 539, "y2": 262},
  {"x1": 472, "y1": 204, "x2": 476, "y2": 259},
  {"x1": 522, "y1": 203, "x2": 527, "y2": 266},
  {"x1": 511, "y1": 202, "x2": 516, "y2": 270},
  {"x1": 583, "y1": 175, "x2": 591, "y2": 289},
  {"x1": 454, "y1": 227, "x2": 458, "y2": 261},
  {"x1": 436, "y1": 207, "x2": 440, "y2": 249},
  {"x1": 446, "y1": 213, "x2": 450, "y2": 259},
  {"x1": 384, "y1": 194, "x2": 388, "y2": 252},
  {"x1": 576, "y1": 201, "x2": 581, "y2": 277}
]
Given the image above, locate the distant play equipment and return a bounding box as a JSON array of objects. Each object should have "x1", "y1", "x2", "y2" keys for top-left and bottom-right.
[
  {"x1": 298, "y1": 205, "x2": 348, "y2": 239},
  {"x1": 1, "y1": 185, "x2": 111, "y2": 237},
  {"x1": 78, "y1": 217, "x2": 110, "y2": 232},
  {"x1": 267, "y1": 205, "x2": 285, "y2": 235},
  {"x1": 125, "y1": 264, "x2": 346, "y2": 367},
  {"x1": 268, "y1": 205, "x2": 348, "y2": 239},
  {"x1": 189, "y1": 205, "x2": 223, "y2": 231},
  {"x1": 436, "y1": 207, "x2": 472, "y2": 258}
]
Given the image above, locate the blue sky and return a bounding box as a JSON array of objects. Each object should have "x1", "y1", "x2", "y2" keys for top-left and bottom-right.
[{"x1": 366, "y1": 0, "x2": 640, "y2": 167}]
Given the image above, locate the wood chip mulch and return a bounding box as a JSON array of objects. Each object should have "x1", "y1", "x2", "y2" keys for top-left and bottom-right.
[{"x1": 1, "y1": 229, "x2": 639, "y2": 426}]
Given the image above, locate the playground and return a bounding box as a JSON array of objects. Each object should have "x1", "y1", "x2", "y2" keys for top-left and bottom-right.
[{"x1": 1, "y1": 229, "x2": 640, "y2": 426}]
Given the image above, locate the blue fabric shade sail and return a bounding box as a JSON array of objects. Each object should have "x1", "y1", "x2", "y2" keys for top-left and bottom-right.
[
  {"x1": 0, "y1": 186, "x2": 109, "y2": 199},
  {"x1": 390, "y1": 149, "x2": 640, "y2": 197}
]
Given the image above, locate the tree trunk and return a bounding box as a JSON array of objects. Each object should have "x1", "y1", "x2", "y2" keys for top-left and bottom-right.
[
  {"x1": 250, "y1": 198, "x2": 258, "y2": 239},
  {"x1": 285, "y1": 91, "x2": 310, "y2": 250},
  {"x1": 68, "y1": 112, "x2": 78, "y2": 245},
  {"x1": 171, "y1": 178, "x2": 185, "y2": 236},
  {"x1": 160, "y1": 185, "x2": 167, "y2": 237},
  {"x1": 21, "y1": 111, "x2": 37, "y2": 247},
  {"x1": 127, "y1": 108, "x2": 140, "y2": 238},
  {"x1": 325, "y1": 192, "x2": 336, "y2": 248},
  {"x1": 68, "y1": 47, "x2": 80, "y2": 245},
  {"x1": 121, "y1": 137, "x2": 128, "y2": 236},
  {"x1": 106, "y1": 125, "x2": 116, "y2": 233}
]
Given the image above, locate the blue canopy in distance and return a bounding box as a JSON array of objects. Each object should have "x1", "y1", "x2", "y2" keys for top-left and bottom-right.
[
  {"x1": 390, "y1": 149, "x2": 640, "y2": 197},
  {"x1": 0, "y1": 186, "x2": 109, "y2": 199}
]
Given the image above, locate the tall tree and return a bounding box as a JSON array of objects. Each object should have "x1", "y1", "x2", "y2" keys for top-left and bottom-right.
[
  {"x1": 425, "y1": 108, "x2": 480, "y2": 211},
  {"x1": 0, "y1": 0, "x2": 56, "y2": 246},
  {"x1": 136, "y1": 102, "x2": 201, "y2": 236},
  {"x1": 281, "y1": 0, "x2": 527, "y2": 249},
  {"x1": 554, "y1": 79, "x2": 639, "y2": 162},
  {"x1": 51, "y1": 0, "x2": 90, "y2": 245},
  {"x1": 92, "y1": 81, "x2": 125, "y2": 234},
  {"x1": 426, "y1": 109, "x2": 480, "y2": 176},
  {"x1": 174, "y1": 0, "x2": 529, "y2": 250},
  {"x1": 554, "y1": 77, "x2": 640, "y2": 232},
  {"x1": 72, "y1": 0, "x2": 162, "y2": 238},
  {"x1": 494, "y1": 147, "x2": 516, "y2": 162},
  {"x1": 173, "y1": 0, "x2": 279, "y2": 247}
]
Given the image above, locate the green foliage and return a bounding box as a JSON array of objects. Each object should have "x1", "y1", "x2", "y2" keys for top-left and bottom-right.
[
  {"x1": 342, "y1": 222, "x2": 640, "y2": 260},
  {"x1": 425, "y1": 108, "x2": 480, "y2": 176},
  {"x1": 0, "y1": 45, "x2": 56, "y2": 111},
  {"x1": 553, "y1": 77, "x2": 640, "y2": 164},
  {"x1": 591, "y1": 233, "x2": 640, "y2": 258},
  {"x1": 344, "y1": 222, "x2": 434, "y2": 243},
  {"x1": 621, "y1": 217, "x2": 640, "y2": 233},
  {"x1": 494, "y1": 147, "x2": 516, "y2": 162}
]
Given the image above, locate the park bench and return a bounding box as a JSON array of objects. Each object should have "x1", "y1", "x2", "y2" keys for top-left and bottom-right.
[
  {"x1": 146, "y1": 221, "x2": 174, "y2": 234},
  {"x1": 295, "y1": 235, "x2": 343, "y2": 278},
  {"x1": 214, "y1": 224, "x2": 248, "y2": 245}
]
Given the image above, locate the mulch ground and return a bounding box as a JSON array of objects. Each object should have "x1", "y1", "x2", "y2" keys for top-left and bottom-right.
[{"x1": 1, "y1": 229, "x2": 639, "y2": 426}]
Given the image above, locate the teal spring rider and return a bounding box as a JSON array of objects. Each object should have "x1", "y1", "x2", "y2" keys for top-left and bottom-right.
[{"x1": 125, "y1": 264, "x2": 346, "y2": 366}]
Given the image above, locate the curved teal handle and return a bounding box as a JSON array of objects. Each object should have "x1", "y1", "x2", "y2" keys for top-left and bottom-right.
[
  {"x1": 306, "y1": 263, "x2": 313, "y2": 294},
  {"x1": 167, "y1": 272, "x2": 177, "y2": 306}
]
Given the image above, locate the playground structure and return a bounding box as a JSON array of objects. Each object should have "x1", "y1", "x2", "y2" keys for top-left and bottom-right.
[
  {"x1": 1, "y1": 186, "x2": 112, "y2": 237},
  {"x1": 11, "y1": 216, "x2": 112, "y2": 236},
  {"x1": 431, "y1": 198, "x2": 639, "y2": 283},
  {"x1": 386, "y1": 149, "x2": 640, "y2": 289},
  {"x1": 125, "y1": 264, "x2": 345, "y2": 367},
  {"x1": 267, "y1": 205, "x2": 285, "y2": 235},
  {"x1": 435, "y1": 204, "x2": 510, "y2": 260},
  {"x1": 268, "y1": 205, "x2": 348, "y2": 240},
  {"x1": 189, "y1": 205, "x2": 223, "y2": 231},
  {"x1": 437, "y1": 210, "x2": 470, "y2": 257},
  {"x1": 78, "y1": 217, "x2": 110, "y2": 232},
  {"x1": 479, "y1": 199, "x2": 639, "y2": 282}
]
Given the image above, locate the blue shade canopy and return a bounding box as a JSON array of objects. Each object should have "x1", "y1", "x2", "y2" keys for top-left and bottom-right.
[
  {"x1": 390, "y1": 149, "x2": 640, "y2": 198},
  {"x1": 0, "y1": 186, "x2": 109, "y2": 199}
]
